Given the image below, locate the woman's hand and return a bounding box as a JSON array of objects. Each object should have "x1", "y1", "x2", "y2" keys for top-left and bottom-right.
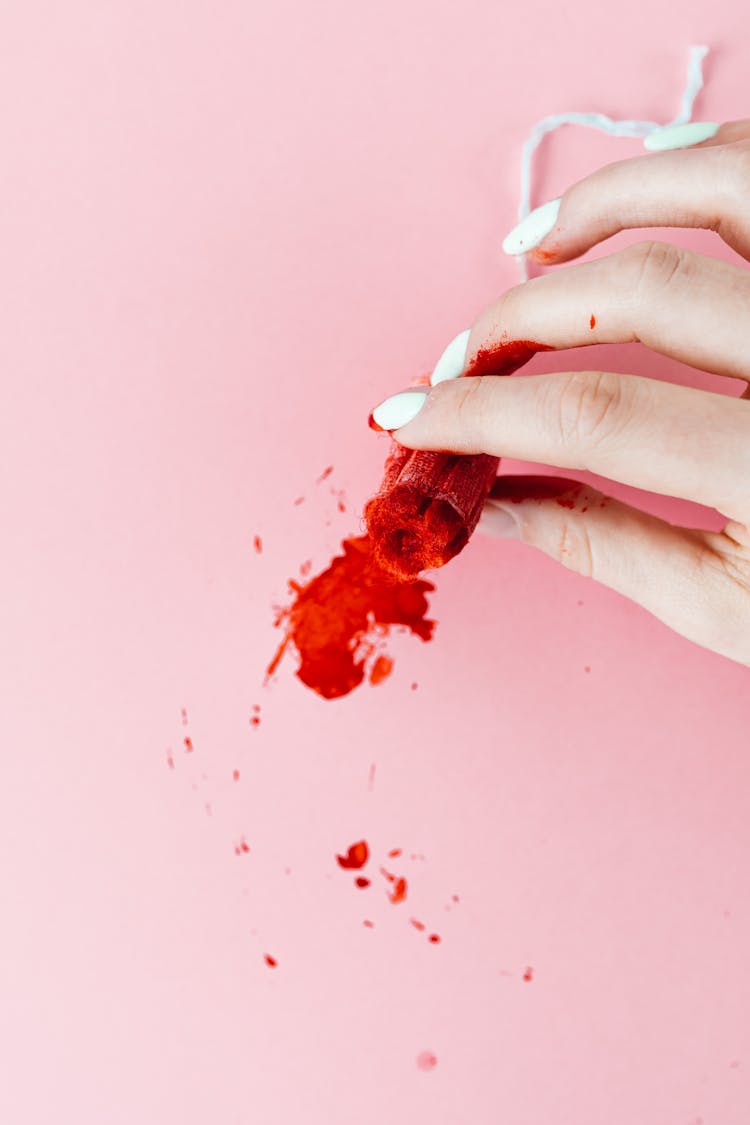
[{"x1": 370, "y1": 120, "x2": 750, "y2": 667}]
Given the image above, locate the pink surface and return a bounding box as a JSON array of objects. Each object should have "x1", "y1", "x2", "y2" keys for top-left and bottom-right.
[{"x1": 1, "y1": 3, "x2": 749, "y2": 1123}]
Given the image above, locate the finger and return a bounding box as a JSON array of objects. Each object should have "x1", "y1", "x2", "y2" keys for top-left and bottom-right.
[
  {"x1": 477, "y1": 475, "x2": 750, "y2": 666},
  {"x1": 499, "y1": 131, "x2": 750, "y2": 265},
  {"x1": 464, "y1": 241, "x2": 750, "y2": 386},
  {"x1": 381, "y1": 369, "x2": 750, "y2": 520}
]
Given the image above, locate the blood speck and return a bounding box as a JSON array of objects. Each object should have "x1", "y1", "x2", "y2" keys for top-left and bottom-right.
[
  {"x1": 452, "y1": 894, "x2": 460, "y2": 903},
  {"x1": 300, "y1": 560, "x2": 312, "y2": 576},
  {"x1": 336, "y1": 840, "x2": 369, "y2": 870},
  {"x1": 317, "y1": 465, "x2": 334, "y2": 483},
  {"x1": 293, "y1": 497, "x2": 305, "y2": 506},
  {"x1": 428, "y1": 933, "x2": 441, "y2": 944},
  {"x1": 240, "y1": 840, "x2": 250, "y2": 853},
  {"x1": 368, "y1": 763, "x2": 376, "y2": 791},
  {"x1": 166, "y1": 752, "x2": 175, "y2": 770},
  {"x1": 389, "y1": 877, "x2": 407, "y2": 905},
  {"x1": 523, "y1": 966, "x2": 534, "y2": 982},
  {"x1": 388, "y1": 848, "x2": 402, "y2": 858},
  {"x1": 338, "y1": 500, "x2": 346, "y2": 513},
  {"x1": 235, "y1": 838, "x2": 250, "y2": 856},
  {"x1": 254, "y1": 535, "x2": 263, "y2": 554},
  {"x1": 183, "y1": 737, "x2": 194, "y2": 753},
  {"x1": 410, "y1": 919, "x2": 425, "y2": 931},
  {"x1": 590, "y1": 314, "x2": 596, "y2": 329},
  {"x1": 363, "y1": 920, "x2": 374, "y2": 928},
  {"x1": 264, "y1": 954, "x2": 277, "y2": 968},
  {"x1": 411, "y1": 682, "x2": 418, "y2": 690},
  {"x1": 250, "y1": 715, "x2": 261, "y2": 728},
  {"x1": 252, "y1": 704, "x2": 261, "y2": 712},
  {"x1": 416, "y1": 1051, "x2": 438, "y2": 1072},
  {"x1": 233, "y1": 769, "x2": 240, "y2": 782},
  {"x1": 369, "y1": 654, "x2": 394, "y2": 686},
  {"x1": 180, "y1": 708, "x2": 188, "y2": 725},
  {"x1": 577, "y1": 600, "x2": 584, "y2": 606},
  {"x1": 355, "y1": 876, "x2": 370, "y2": 889},
  {"x1": 584, "y1": 665, "x2": 591, "y2": 674}
]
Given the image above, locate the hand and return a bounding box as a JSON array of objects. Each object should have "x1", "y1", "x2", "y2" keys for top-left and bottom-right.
[{"x1": 370, "y1": 120, "x2": 750, "y2": 667}]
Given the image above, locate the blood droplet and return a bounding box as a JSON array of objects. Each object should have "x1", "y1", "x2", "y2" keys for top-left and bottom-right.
[
  {"x1": 355, "y1": 876, "x2": 370, "y2": 889},
  {"x1": 183, "y1": 737, "x2": 193, "y2": 753},
  {"x1": 317, "y1": 465, "x2": 334, "y2": 483},
  {"x1": 388, "y1": 848, "x2": 402, "y2": 858},
  {"x1": 363, "y1": 920, "x2": 374, "y2": 928},
  {"x1": 233, "y1": 769, "x2": 240, "y2": 781},
  {"x1": 590, "y1": 314, "x2": 596, "y2": 329},
  {"x1": 264, "y1": 954, "x2": 277, "y2": 968},
  {"x1": 410, "y1": 919, "x2": 425, "y2": 931},
  {"x1": 428, "y1": 933, "x2": 441, "y2": 944},
  {"x1": 254, "y1": 535, "x2": 263, "y2": 554},
  {"x1": 166, "y1": 752, "x2": 175, "y2": 770},
  {"x1": 389, "y1": 877, "x2": 407, "y2": 905},
  {"x1": 416, "y1": 1051, "x2": 437, "y2": 1071},
  {"x1": 336, "y1": 840, "x2": 369, "y2": 870},
  {"x1": 523, "y1": 966, "x2": 534, "y2": 982},
  {"x1": 369, "y1": 654, "x2": 393, "y2": 686}
]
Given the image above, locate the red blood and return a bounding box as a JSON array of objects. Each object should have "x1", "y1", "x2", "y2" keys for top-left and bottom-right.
[
  {"x1": 293, "y1": 496, "x2": 305, "y2": 506},
  {"x1": 467, "y1": 339, "x2": 552, "y2": 378},
  {"x1": 389, "y1": 877, "x2": 407, "y2": 905},
  {"x1": 490, "y1": 476, "x2": 584, "y2": 505},
  {"x1": 428, "y1": 933, "x2": 441, "y2": 944},
  {"x1": 268, "y1": 537, "x2": 434, "y2": 700},
  {"x1": 368, "y1": 763, "x2": 376, "y2": 791},
  {"x1": 416, "y1": 1051, "x2": 438, "y2": 1071},
  {"x1": 264, "y1": 954, "x2": 277, "y2": 968},
  {"x1": 584, "y1": 665, "x2": 591, "y2": 674},
  {"x1": 300, "y1": 559, "x2": 312, "y2": 576},
  {"x1": 523, "y1": 966, "x2": 534, "y2": 982},
  {"x1": 590, "y1": 314, "x2": 596, "y2": 329},
  {"x1": 317, "y1": 465, "x2": 334, "y2": 482},
  {"x1": 410, "y1": 918, "x2": 425, "y2": 931},
  {"x1": 250, "y1": 715, "x2": 261, "y2": 727},
  {"x1": 369, "y1": 654, "x2": 393, "y2": 686},
  {"x1": 336, "y1": 840, "x2": 369, "y2": 870},
  {"x1": 363, "y1": 920, "x2": 374, "y2": 928},
  {"x1": 410, "y1": 682, "x2": 418, "y2": 690},
  {"x1": 355, "y1": 876, "x2": 370, "y2": 889},
  {"x1": 337, "y1": 500, "x2": 346, "y2": 513},
  {"x1": 166, "y1": 752, "x2": 175, "y2": 770},
  {"x1": 254, "y1": 535, "x2": 263, "y2": 554},
  {"x1": 252, "y1": 704, "x2": 261, "y2": 712},
  {"x1": 183, "y1": 736, "x2": 193, "y2": 753},
  {"x1": 180, "y1": 708, "x2": 188, "y2": 725},
  {"x1": 380, "y1": 867, "x2": 396, "y2": 883},
  {"x1": 388, "y1": 848, "x2": 402, "y2": 858},
  {"x1": 233, "y1": 769, "x2": 240, "y2": 781}
]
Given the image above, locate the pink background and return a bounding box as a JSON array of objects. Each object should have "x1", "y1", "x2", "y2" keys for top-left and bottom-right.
[{"x1": 1, "y1": 2, "x2": 748, "y2": 1123}]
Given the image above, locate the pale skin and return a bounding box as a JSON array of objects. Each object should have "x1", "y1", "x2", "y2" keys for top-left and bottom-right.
[{"x1": 379, "y1": 121, "x2": 750, "y2": 667}]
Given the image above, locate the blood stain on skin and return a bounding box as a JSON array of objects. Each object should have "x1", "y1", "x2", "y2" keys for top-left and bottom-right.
[
  {"x1": 234, "y1": 838, "x2": 250, "y2": 856},
  {"x1": 268, "y1": 536, "x2": 434, "y2": 700},
  {"x1": 355, "y1": 876, "x2": 370, "y2": 889},
  {"x1": 523, "y1": 966, "x2": 534, "y2": 982},
  {"x1": 590, "y1": 314, "x2": 596, "y2": 329},
  {"x1": 180, "y1": 708, "x2": 188, "y2": 725},
  {"x1": 250, "y1": 704, "x2": 261, "y2": 728},
  {"x1": 293, "y1": 497, "x2": 305, "y2": 506},
  {"x1": 264, "y1": 954, "x2": 277, "y2": 968},
  {"x1": 368, "y1": 763, "x2": 376, "y2": 791},
  {"x1": 336, "y1": 840, "x2": 369, "y2": 870},
  {"x1": 254, "y1": 535, "x2": 263, "y2": 554},
  {"x1": 411, "y1": 682, "x2": 418, "y2": 690},
  {"x1": 369, "y1": 654, "x2": 393, "y2": 686},
  {"x1": 584, "y1": 665, "x2": 591, "y2": 674},
  {"x1": 417, "y1": 1051, "x2": 438, "y2": 1071}
]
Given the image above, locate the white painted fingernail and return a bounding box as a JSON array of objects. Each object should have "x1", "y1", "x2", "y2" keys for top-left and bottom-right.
[
  {"x1": 643, "y1": 122, "x2": 720, "y2": 151},
  {"x1": 371, "y1": 389, "x2": 429, "y2": 431},
  {"x1": 430, "y1": 328, "x2": 471, "y2": 386},
  {"x1": 502, "y1": 198, "x2": 561, "y2": 256}
]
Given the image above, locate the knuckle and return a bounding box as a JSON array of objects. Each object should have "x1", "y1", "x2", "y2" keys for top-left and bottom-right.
[
  {"x1": 624, "y1": 239, "x2": 689, "y2": 296},
  {"x1": 450, "y1": 376, "x2": 493, "y2": 444},
  {"x1": 549, "y1": 369, "x2": 630, "y2": 451}
]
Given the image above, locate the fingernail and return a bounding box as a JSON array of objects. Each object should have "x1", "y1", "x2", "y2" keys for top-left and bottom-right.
[
  {"x1": 370, "y1": 388, "x2": 429, "y2": 432},
  {"x1": 430, "y1": 328, "x2": 471, "y2": 386},
  {"x1": 476, "y1": 501, "x2": 521, "y2": 539},
  {"x1": 643, "y1": 121, "x2": 720, "y2": 151},
  {"x1": 502, "y1": 198, "x2": 561, "y2": 256}
]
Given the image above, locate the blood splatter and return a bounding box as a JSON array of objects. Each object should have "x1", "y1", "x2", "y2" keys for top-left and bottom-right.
[
  {"x1": 428, "y1": 933, "x2": 441, "y2": 944},
  {"x1": 166, "y1": 751, "x2": 175, "y2": 770},
  {"x1": 317, "y1": 465, "x2": 334, "y2": 483},
  {"x1": 416, "y1": 1051, "x2": 438, "y2": 1071},
  {"x1": 264, "y1": 954, "x2": 277, "y2": 968},
  {"x1": 268, "y1": 537, "x2": 434, "y2": 700},
  {"x1": 584, "y1": 665, "x2": 591, "y2": 674},
  {"x1": 183, "y1": 737, "x2": 194, "y2": 753},
  {"x1": 336, "y1": 840, "x2": 369, "y2": 870},
  {"x1": 300, "y1": 560, "x2": 312, "y2": 577},
  {"x1": 355, "y1": 877, "x2": 370, "y2": 889},
  {"x1": 254, "y1": 535, "x2": 263, "y2": 554},
  {"x1": 233, "y1": 769, "x2": 240, "y2": 782},
  {"x1": 388, "y1": 848, "x2": 402, "y2": 858},
  {"x1": 523, "y1": 966, "x2": 534, "y2": 982},
  {"x1": 410, "y1": 682, "x2": 418, "y2": 690},
  {"x1": 389, "y1": 877, "x2": 407, "y2": 905},
  {"x1": 180, "y1": 708, "x2": 188, "y2": 725},
  {"x1": 293, "y1": 497, "x2": 305, "y2": 506},
  {"x1": 452, "y1": 894, "x2": 459, "y2": 904},
  {"x1": 363, "y1": 920, "x2": 374, "y2": 928},
  {"x1": 250, "y1": 705, "x2": 261, "y2": 728},
  {"x1": 410, "y1": 919, "x2": 426, "y2": 931},
  {"x1": 369, "y1": 654, "x2": 393, "y2": 686},
  {"x1": 590, "y1": 314, "x2": 596, "y2": 329}
]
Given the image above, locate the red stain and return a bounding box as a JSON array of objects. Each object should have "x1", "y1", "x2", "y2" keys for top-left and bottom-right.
[
  {"x1": 264, "y1": 954, "x2": 277, "y2": 968},
  {"x1": 369, "y1": 654, "x2": 393, "y2": 686},
  {"x1": 388, "y1": 848, "x2": 402, "y2": 858},
  {"x1": 417, "y1": 1051, "x2": 438, "y2": 1071},
  {"x1": 250, "y1": 716, "x2": 260, "y2": 727},
  {"x1": 254, "y1": 535, "x2": 263, "y2": 554},
  {"x1": 166, "y1": 752, "x2": 175, "y2": 770},
  {"x1": 589, "y1": 314, "x2": 596, "y2": 329},
  {"x1": 293, "y1": 496, "x2": 305, "y2": 506},
  {"x1": 183, "y1": 737, "x2": 194, "y2": 753},
  {"x1": 523, "y1": 966, "x2": 534, "y2": 982},
  {"x1": 234, "y1": 838, "x2": 250, "y2": 856},
  {"x1": 337, "y1": 840, "x2": 369, "y2": 870},
  {"x1": 268, "y1": 537, "x2": 434, "y2": 700},
  {"x1": 368, "y1": 763, "x2": 376, "y2": 791},
  {"x1": 180, "y1": 708, "x2": 188, "y2": 725},
  {"x1": 233, "y1": 769, "x2": 240, "y2": 781},
  {"x1": 389, "y1": 877, "x2": 408, "y2": 905},
  {"x1": 317, "y1": 465, "x2": 334, "y2": 483},
  {"x1": 428, "y1": 933, "x2": 441, "y2": 944},
  {"x1": 363, "y1": 920, "x2": 374, "y2": 928},
  {"x1": 355, "y1": 876, "x2": 370, "y2": 889},
  {"x1": 411, "y1": 682, "x2": 418, "y2": 690},
  {"x1": 410, "y1": 918, "x2": 425, "y2": 931},
  {"x1": 452, "y1": 894, "x2": 460, "y2": 903},
  {"x1": 467, "y1": 339, "x2": 552, "y2": 378}
]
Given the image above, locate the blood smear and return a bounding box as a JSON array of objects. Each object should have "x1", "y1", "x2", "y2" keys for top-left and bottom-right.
[
  {"x1": 268, "y1": 537, "x2": 434, "y2": 700},
  {"x1": 264, "y1": 954, "x2": 277, "y2": 968},
  {"x1": 428, "y1": 933, "x2": 441, "y2": 944},
  {"x1": 389, "y1": 877, "x2": 407, "y2": 905},
  {"x1": 355, "y1": 877, "x2": 370, "y2": 889},
  {"x1": 416, "y1": 1051, "x2": 437, "y2": 1071},
  {"x1": 233, "y1": 769, "x2": 240, "y2": 782},
  {"x1": 369, "y1": 654, "x2": 393, "y2": 686},
  {"x1": 183, "y1": 737, "x2": 193, "y2": 753},
  {"x1": 523, "y1": 966, "x2": 534, "y2": 982},
  {"x1": 254, "y1": 535, "x2": 263, "y2": 554}
]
